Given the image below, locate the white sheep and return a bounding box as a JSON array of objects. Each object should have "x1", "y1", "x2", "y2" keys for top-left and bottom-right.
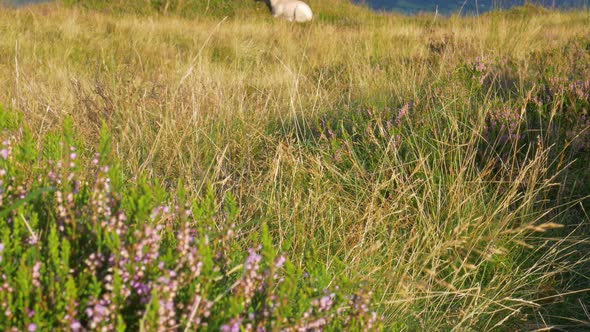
[{"x1": 257, "y1": 0, "x2": 313, "y2": 22}]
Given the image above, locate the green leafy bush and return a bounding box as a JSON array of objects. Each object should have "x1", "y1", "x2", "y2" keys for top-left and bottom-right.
[{"x1": 0, "y1": 109, "x2": 381, "y2": 331}]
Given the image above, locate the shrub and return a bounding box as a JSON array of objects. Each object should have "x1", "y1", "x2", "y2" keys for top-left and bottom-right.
[{"x1": 0, "y1": 110, "x2": 381, "y2": 331}]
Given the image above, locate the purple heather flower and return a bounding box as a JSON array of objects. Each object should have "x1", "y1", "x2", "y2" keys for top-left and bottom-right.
[
  {"x1": 28, "y1": 235, "x2": 39, "y2": 245},
  {"x1": 0, "y1": 149, "x2": 8, "y2": 160},
  {"x1": 220, "y1": 318, "x2": 242, "y2": 332},
  {"x1": 475, "y1": 57, "x2": 486, "y2": 72},
  {"x1": 94, "y1": 304, "x2": 106, "y2": 316},
  {"x1": 274, "y1": 255, "x2": 286, "y2": 269},
  {"x1": 395, "y1": 102, "x2": 412, "y2": 125},
  {"x1": 31, "y1": 262, "x2": 41, "y2": 287},
  {"x1": 319, "y1": 294, "x2": 334, "y2": 311},
  {"x1": 70, "y1": 321, "x2": 81, "y2": 331},
  {"x1": 245, "y1": 249, "x2": 262, "y2": 267},
  {"x1": 27, "y1": 323, "x2": 37, "y2": 332}
]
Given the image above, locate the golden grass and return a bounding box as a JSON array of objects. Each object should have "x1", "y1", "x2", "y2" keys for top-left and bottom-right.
[{"x1": 1, "y1": 2, "x2": 590, "y2": 329}]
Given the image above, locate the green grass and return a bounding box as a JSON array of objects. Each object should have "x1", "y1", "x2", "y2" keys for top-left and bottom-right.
[{"x1": 0, "y1": 0, "x2": 589, "y2": 330}]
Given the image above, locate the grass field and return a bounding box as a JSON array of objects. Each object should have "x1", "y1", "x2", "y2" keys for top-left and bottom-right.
[{"x1": 1, "y1": 1, "x2": 589, "y2": 330}]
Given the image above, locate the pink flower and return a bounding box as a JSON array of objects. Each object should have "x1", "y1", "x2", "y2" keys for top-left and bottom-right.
[
  {"x1": 395, "y1": 102, "x2": 412, "y2": 125},
  {"x1": 274, "y1": 255, "x2": 286, "y2": 269},
  {"x1": 70, "y1": 321, "x2": 81, "y2": 331}
]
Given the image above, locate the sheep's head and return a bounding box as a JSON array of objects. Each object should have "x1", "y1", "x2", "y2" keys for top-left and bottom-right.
[{"x1": 254, "y1": 0, "x2": 272, "y2": 12}]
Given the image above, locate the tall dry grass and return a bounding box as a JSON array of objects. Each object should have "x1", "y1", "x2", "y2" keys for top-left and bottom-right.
[{"x1": 1, "y1": 1, "x2": 590, "y2": 329}]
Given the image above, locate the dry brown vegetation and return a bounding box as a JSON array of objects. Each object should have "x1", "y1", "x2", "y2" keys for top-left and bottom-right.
[{"x1": 1, "y1": 1, "x2": 590, "y2": 329}]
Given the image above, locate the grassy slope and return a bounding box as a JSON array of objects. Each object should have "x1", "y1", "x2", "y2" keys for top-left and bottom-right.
[{"x1": 1, "y1": 1, "x2": 590, "y2": 330}]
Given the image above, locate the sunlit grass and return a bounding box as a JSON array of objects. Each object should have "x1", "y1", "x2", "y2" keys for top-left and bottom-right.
[{"x1": 1, "y1": 1, "x2": 589, "y2": 330}]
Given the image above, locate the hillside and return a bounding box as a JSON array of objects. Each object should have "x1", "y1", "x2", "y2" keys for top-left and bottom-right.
[{"x1": 0, "y1": 1, "x2": 589, "y2": 330}]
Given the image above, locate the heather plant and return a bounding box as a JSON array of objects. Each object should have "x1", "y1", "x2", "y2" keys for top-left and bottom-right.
[
  {"x1": 0, "y1": 112, "x2": 381, "y2": 331},
  {"x1": 550, "y1": 77, "x2": 590, "y2": 154}
]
